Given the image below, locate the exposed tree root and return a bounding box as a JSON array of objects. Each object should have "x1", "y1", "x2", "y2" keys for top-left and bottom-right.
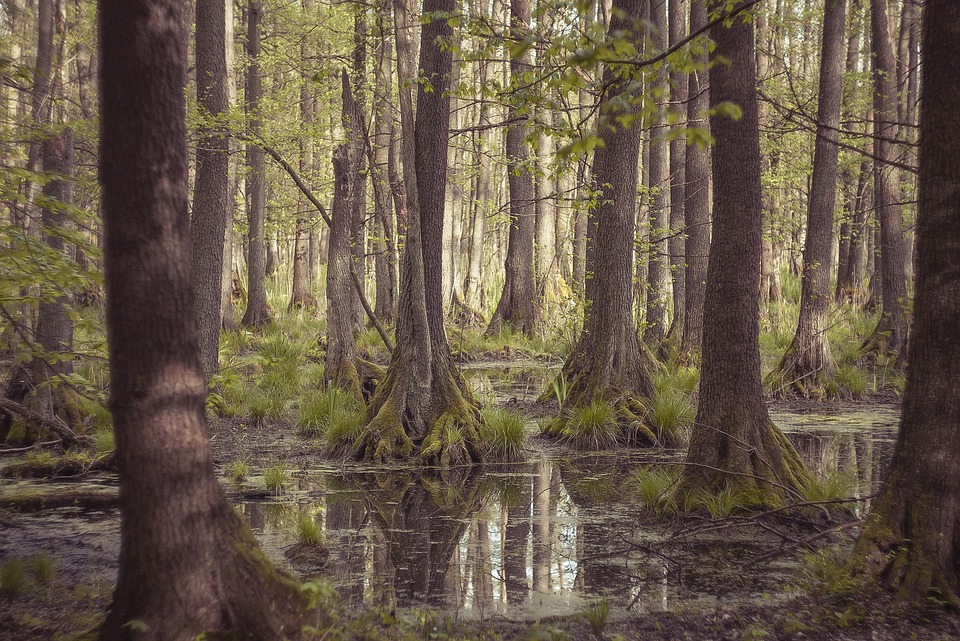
[{"x1": 449, "y1": 292, "x2": 485, "y2": 328}]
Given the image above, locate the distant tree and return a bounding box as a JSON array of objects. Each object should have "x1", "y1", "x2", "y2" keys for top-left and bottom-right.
[
  {"x1": 769, "y1": 0, "x2": 847, "y2": 396},
  {"x1": 191, "y1": 0, "x2": 230, "y2": 378},
  {"x1": 664, "y1": 0, "x2": 688, "y2": 347},
  {"x1": 241, "y1": 0, "x2": 271, "y2": 327},
  {"x1": 487, "y1": 0, "x2": 540, "y2": 337},
  {"x1": 860, "y1": 0, "x2": 909, "y2": 361},
  {"x1": 677, "y1": 2, "x2": 810, "y2": 505},
  {"x1": 97, "y1": 1, "x2": 318, "y2": 637},
  {"x1": 847, "y1": 0, "x2": 960, "y2": 607}
]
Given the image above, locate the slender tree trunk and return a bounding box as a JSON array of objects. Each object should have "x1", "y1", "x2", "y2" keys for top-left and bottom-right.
[
  {"x1": 97, "y1": 2, "x2": 315, "y2": 637},
  {"x1": 372, "y1": 3, "x2": 398, "y2": 323},
  {"x1": 664, "y1": 0, "x2": 687, "y2": 346},
  {"x1": 350, "y1": 6, "x2": 368, "y2": 333},
  {"x1": 241, "y1": 0, "x2": 270, "y2": 327},
  {"x1": 220, "y1": 0, "x2": 239, "y2": 332},
  {"x1": 289, "y1": 0, "x2": 317, "y2": 310},
  {"x1": 487, "y1": 0, "x2": 540, "y2": 337},
  {"x1": 191, "y1": 0, "x2": 230, "y2": 379},
  {"x1": 644, "y1": 0, "x2": 670, "y2": 346},
  {"x1": 770, "y1": 0, "x2": 847, "y2": 397},
  {"x1": 678, "y1": 3, "x2": 810, "y2": 505},
  {"x1": 680, "y1": 0, "x2": 710, "y2": 359},
  {"x1": 862, "y1": 0, "x2": 909, "y2": 360},
  {"x1": 836, "y1": 0, "x2": 864, "y2": 303},
  {"x1": 848, "y1": 3, "x2": 960, "y2": 605}
]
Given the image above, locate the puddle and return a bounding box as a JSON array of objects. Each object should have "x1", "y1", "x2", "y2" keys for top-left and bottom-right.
[{"x1": 0, "y1": 363, "x2": 901, "y2": 621}]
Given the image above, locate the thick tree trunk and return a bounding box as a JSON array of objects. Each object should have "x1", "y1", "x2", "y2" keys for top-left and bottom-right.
[
  {"x1": 191, "y1": 0, "x2": 230, "y2": 379},
  {"x1": 241, "y1": 0, "x2": 270, "y2": 327},
  {"x1": 680, "y1": 0, "x2": 710, "y2": 360},
  {"x1": 487, "y1": 0, "x2": 540, "y2": 337},
  {"x1": 544, "y1": 0, "x2": 657, "y2": 446},
  {"x1": 769, "y1": 0, "x2": 846, "y2": 397},
  {"x1": 861, "y1": 0, "x2": 909, "y2": 360},
  {"x1": 354, "y1": 0, "x2": 482, "y2": 467},
  {"x1": 678, "y1": 4, "x2": 810, "y2": 506},
  {"x1": 848, "y1": 4, "x2": 960, "y2": 605},
  {"x1": 97, "y1": 2, "x2": 315, "y2": 638}
]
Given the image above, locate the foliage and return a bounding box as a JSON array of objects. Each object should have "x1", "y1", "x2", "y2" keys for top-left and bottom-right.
[
  {"x1": 632, "y1": 466, "x2": 679, "y2": 514},
  {"x1": 583, "y1": 598, "x2": 609, "y2": 636},
  {"x1": 479, "y1": 407, "x2": 527, "y2": 462},
  {"x1": 555, "y1": 400, "x2": 619, "y2": 450},
  {"x1": 795, "y1": 545, "x2": 863, "y2": 602},
  {"x1": 264, "y1": 464, "x2": 289, "y2": 495},
  {"x1": 295, "y1": 513, "x2": 325, "y2": 547},
  {"x1": 0, "y1": 558, "x2": 29, "y2": 598},
  {"x1": 295, "y1": 386, "x2": 364, "y2": 455},
  {"x1": 226, "y1": 460, "x2": 249, "y2": 484},
  {"x1": 28, "y1": 554, "x2": 57, "y2": 586}
]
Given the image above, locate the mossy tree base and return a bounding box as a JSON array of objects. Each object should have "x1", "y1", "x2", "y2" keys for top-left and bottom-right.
[
  {"x1": 859, "y1": 313, "x2": 907, "y2": 368},
  {"x1": 676, "y1": 415, "x2": 811, "y2": 510},
  {"x1": 0, "y1": 363, "x2": 84, "y2": 446},
  {"x1": 768, "y1": 336, "x2": 836, "y2": 399},
  {"x1": 352, "y1": 350, "x2": 483, "y2": 469}
]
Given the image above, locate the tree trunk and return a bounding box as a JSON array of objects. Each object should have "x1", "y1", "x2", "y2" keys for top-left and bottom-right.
[
  {"x1": 664, "y1": 0, "x2": 687, "y2": 347},
  {"x1": 680, "y1": 0, "x2": 710, "y2": 360},
  {"x1": 769, "y1": 0, "x2": 847, "y2": 397},
  {"x1": 372, "y1": 1, "x2": 398, "y2": 323},
  {"x1": 643, "y1": 0, "x2": 670, "y2": 346},
  {"x1": 678, "y1": 4, "x2": 810, "y2": 506},
  {"x1": 190, "y1": 0, "x2": 230, "y2": 380},
  {"x1": 848, "y1": 3, "x2": 960, "y2": 605},
  {"x1": 97, "y1": 2, "x2": 316, "y2": 638},
  {"x1": 326, "y1": 72, "x2": 362, "y2": 393},
  {"x1": 487, "y1": 0, "x2": 540, "y2": 337},
  {"x1": 241, "y1": 0, "x2": 270, "y2": 327},
  {"x1": 861, "y1": 0, "x2": 909, "y2": 360},
  {"x1": 354, "y1": 0, "x2": 482, "y2": 467},
  {"x1": 289, "y1": 0, "x2": 318, "y2": 310},
  {"x1": 544, "y1": 0, "x2": 657, "y2": 446}
]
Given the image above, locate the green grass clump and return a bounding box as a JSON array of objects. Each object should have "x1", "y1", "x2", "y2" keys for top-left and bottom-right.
[
  {"x1": 0, "y1": 558, "x2": 29, "y2": 598},
  {"x1": 28, "y1": 554, "x2": 56, "y2": 586},
  {"x1": 91, "y1": 428, "x2": 115, "y2": 456},
  {"x1": 633, "y1": 467, "x2": 679, "y2": 513},
  {"x1": 796, "y1": 545, "x2": 862, "y2": 601},
  {"x1": 257, "y1": 330, "x2": 307, "y2": 362},
  {"x1": 827, "y1": 363, "x2": 868, "y2": 399},
  {"x1": 296, "y1": 513, "x2": 325, "y2": 546},
  {"x1": 295, "y1": 387, "x2": 364, "y2": 454},
  {"x1": 480, "y1": 407, "x2": 527, "y2": 462},
  {"x1": 226, "y1": 460, "x2": 249, "y2": 483},
  {"x1": 801, "y1": 471, "x2": 858, "y2": 516},
  {"x1": 584, "y1": 598, "x2": 610, "y2": 636},
  {"x1": 648, "y1": 391, "x2": 695, "y2": 443},
  {"x1": 557, "y1": 400, "x2": 619, "y2": 450},
  {"x1": 264, "y1": 464, "x2": 289, "y2": 495}
]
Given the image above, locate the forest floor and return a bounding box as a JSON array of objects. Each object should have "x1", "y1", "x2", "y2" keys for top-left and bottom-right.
[{"x1": 0, "y1": 348, "x2": 954, "y2": 640}]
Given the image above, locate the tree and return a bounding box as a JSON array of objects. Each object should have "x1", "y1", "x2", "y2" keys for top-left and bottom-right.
[
  {"x1": 679, "y1": 0, "x2": 710, "y2": 359},
  {"x1": 241, "y1": 0, "x2": 271, "y2": 327},
  {"x1": 191, "y1": 0, "x2": 230, "y2": 379},
  {"x1": 860, "y1": 0, "x2": 909, "y2": 361},
  {"x1": 96, "y1": 1, "x2": 319, "y2": 637},
  {"x1": 664, "y1": 0, "x2": 688, "y2": 347},
  {"x1": 846, "y1": 0, "x2": 960, "y2": 607},
  {"x1": 769, "y1": 0, "x2": 847, "y2": 396},
  {"x1": 353, "y1": 0, "x2": 483, "y2": 466},
  {"x1": 486, "y1": 0, "x2": 540, "y2": 337},
  {"x1": 677, "y1": 2, "x2": 810, "y2": 505},
  {"x1": 544, "y1": 0, "x2": 657, "y2": 446}
]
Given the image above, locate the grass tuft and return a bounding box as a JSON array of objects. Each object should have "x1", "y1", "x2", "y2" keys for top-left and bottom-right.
[
  {"x1": 28, "y1": 554, "x2": 56, "y2": 586},
  {"x1": 264, "y1": 464, "x2": 289, "y2": 495},
  {"x1": 480, "y1": 408, "x2": 527, "y2": 462},
  {"x1": 0, "y1": 558, "x2": 29, "y2": 598},
  {"x1": 296, "y1": 513, "x2": 325, "y2": 546},
  {"x1": 558, "y1": 400, "x2": 619, "y2": 450},
  {"x1": 226, "y1": 460, "x2": 249, "y2": 483},
  {"x1": 633, "y1": 467, "x2": 679, "y2": 514}
]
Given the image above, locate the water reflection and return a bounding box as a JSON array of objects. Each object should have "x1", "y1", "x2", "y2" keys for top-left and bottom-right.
[{"x1": 240, "y1": 405, "x2": 899, "y2": 617}]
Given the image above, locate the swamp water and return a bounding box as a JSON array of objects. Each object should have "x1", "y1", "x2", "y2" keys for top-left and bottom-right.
[{"x1": 0, "y1": 361, "x2": 900, "y2": 621}]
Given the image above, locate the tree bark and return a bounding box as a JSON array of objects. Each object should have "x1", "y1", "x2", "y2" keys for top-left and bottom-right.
[
  {"x1": 487, "y1": 0, "x2": 540, "y2": 337},
  {"x1": 544, "y1": 0, "x2": 657, "y2": 446},
  {"x1": 680, "y1": 0, "x2": 710, "y2": 360},
  {"x1": 190, "y1": 0, "x2": 230, "y2": 380},
  {"x1": 241, "y1": 0, "x2": 270, "y2": 327},
  {"x1": 848, "y1": 2, "x2": 960, "y2": 605},
  {"x1": 861, "y1": 0, "x2": 909, "y2": 360},
  {"x1": 678, "y1": 3, "x2": 810, "y2": 506},
  {"x1": 97, "y1": 2, "x2": 315, "y2": 638},
  {"x1": 354, "y1": 0, "x2": 482, "y2": 467},
  {"x1": 372, "y1": 1, "x2": 398, "y2": 323},
  {"x1": 643, "y1": 0, "x2": 670, "y2": 346},
  {"x1": 664, "y1": 0, "x2": 687, "y2": 347},
  {"x1": 769, "y1": 0, "x2": 847, "y2": 397},
  {"x1": 326, "y1": 72, "x2": 362, "y2": 393}
]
